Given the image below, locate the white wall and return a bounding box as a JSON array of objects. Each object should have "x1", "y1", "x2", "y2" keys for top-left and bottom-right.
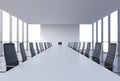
[{"x1": 40, "y1": 24, "x2": 79, "y2": 45}]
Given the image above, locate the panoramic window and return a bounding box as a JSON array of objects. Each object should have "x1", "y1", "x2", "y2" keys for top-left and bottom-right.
[
  {"x1": 110, "y1": 10, "x2": 118, "y2": 43},
  {"x1": 24, "y1": 22, "x2": 27, "y2": 42},
  {"x1": 2, "y1": 11, "x2": 10, "y2": 42},
  {"x1": 24, "y1": 22, "x2": 27, "y2": 49},
  {"x1": 28, "y1": 24, "x2": 41, "y2": 42},
  {"x1": 12, "y1": 16, "x2": 17, "y2": 50},
  {"x1": 79, "y1": 24, "x2": 92, "y2": 42},
  {"x1": 12, "y1": 16, "x2": 17, "y2": 42},
  {"x1": 19, "y1": 20, "x2": 23, "y2": 42},
  {"x1": 93, "y1": 22, "x2": 96, "y2": 48},
  {"x1": 98, "y1": 19, "x2": 102, "y2": 42},
  {"x1": 79, "y1": 24, "x2": 92, "y2": 49},
  {"x1": 103, "y1": 16, "x2": 108, "y2": 52}
]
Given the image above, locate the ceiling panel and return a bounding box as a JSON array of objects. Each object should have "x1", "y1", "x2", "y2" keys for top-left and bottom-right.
[{"x1": 0, "y1": 0, "x2": 120, "y2": 24}]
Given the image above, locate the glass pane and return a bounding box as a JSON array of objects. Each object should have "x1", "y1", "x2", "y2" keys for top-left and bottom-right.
[
  {"x1": 24, "y1": 22, "x2": 27, "y2": 49},
  {"x1": 24, "y1": 42, "x2": 27, "y2": 50},
  {"x1": 19, "y1": 20, "x2": 22, "y2": 42},
  {"x1": 103, "y1": 43, "x2": 108, "y2": 53},
  {"x1": 12, "y1": 16, "x2": 17, "y2": 42},
  {"x1": 12, "y1": 41, "x2": 17, "y2": 51},
  {"x1": 24, "y1": 22, "x2": 27, "y2": 42},
  {"x1": 103, "y1": 16, "x2": 108, "y2": 52},
  {"x1": 98, "y1": 19, "x2": 102, "y2": 42},
  {"x1": 28, "y1": 24, "x2": 40, "y2": 42},
  {"x1": 79, "y1": 24, "x2": 92, "y2": 49},
  {"x1": 110, "y1": 10, "x2": 118, "y2": 43},
  {"x1": 94, "y1": 22, "x2": 96, "y2": 48},
  {"x1": 2, "y1": 11, "x2": 10, "y2": 42},
  {"x1": 79, "y1": 25, "x2": 80, "y2": 41},
  {"x1": 80, "y1": 24, "x2": 92, "y2": 42}
]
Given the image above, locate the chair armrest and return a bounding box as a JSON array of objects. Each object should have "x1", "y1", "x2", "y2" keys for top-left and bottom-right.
[
  {"x1": 7, "y1": 65, "x2": 15, "y2": 67},
  {"x1": 92, "y1": 59, "x2": 97, "y2": 60},
  {"x1": 27, "y1": 56, "x2": 32, "y2": 58},
  {"x1": 92, "y1": 59, "x2": 99, "y2": 61},
  {"x1": 0, "y1": 71, "x2": 6, "y2": 73},
  {"x1": 114, "y1": 71, "x2": 120, "y2": 73},
  {"x1": 105, "y1": 65, "x2": 115, "y2": 68},
  {"x1": 27, "y1": 56, "x2": 32, "y2": 60},
  {"x1": 105, "y1": 66, "x2": 113, "y2": 68},
  {"x1": 19, "y1": 61, "x2": 23, "y2": 64},
  {"x1": 0, "y1": 65, "x2": 15, "y2": 73}
]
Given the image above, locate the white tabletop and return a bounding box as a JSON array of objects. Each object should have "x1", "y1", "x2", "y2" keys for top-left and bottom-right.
[{"x1": 0, "y1": 46, "x2": 120, "y2": 81}]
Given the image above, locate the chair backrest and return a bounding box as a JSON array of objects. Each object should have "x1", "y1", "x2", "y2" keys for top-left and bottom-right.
[
  {"x1": 44, "y1": 42, "x2": 47, "y2": 49},
  {"x1": 92, "y1": 43, "x2": 102, "y2": 63},
  {"x1": 81, "y1": 42, "x2": 85, "y2": 54},
  {"x1": 36, "y1": 43, "x2": 40, "y2": 54},
  {"x1": 85, "y1": 42, "x2": 91, "y2": 57},
  {"x1": 77, "y1": 42, "x2": 81, "y2": 52},
  {"x1": 29, "y1": 43, "x2": 36, "y2": 57},
  {"x1": 39, "y1": 42, "x2": 42, "y2": 52},
  {"x1": 4, "y1": 43, "x2": 19, "y2": 70},
  {"x1": 49, "y1": 42, "x2": 52, "y2": 48},
  {"x1": 39, "y1": 42, "x2": 44, "y2": 52},
  {"x1": 48, "y1": 42, "x2": 52, "y2": 47},
  {"x1": 47, "y1": 42, "x2": 50, "y2": 48},
  {"x1": 68, "y1": 42, "x2": 70, "y2": 47},
  {"x1": 70, "y1": 42, "x2": 74, "y2": 48},
  {"x1": 76, "y1": 42, "x2": 80, "y2": 51},
  {"x1": 73, "y1": 42, "x2": 78, "y2": 50},
  {"x1": 20, "y1": 43, "x2": 27, "y2": 62},
  {"x1": 50, "y1": 42, "x2": 52, "y2": 47},
  {"x1": 104, "y1": 43, "x2": 116, "y2": 71}
]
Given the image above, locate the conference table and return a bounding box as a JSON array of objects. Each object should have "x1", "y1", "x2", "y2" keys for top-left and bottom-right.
[{"x1": 0, "y1": 45, "x2": 120, "y2": 81}]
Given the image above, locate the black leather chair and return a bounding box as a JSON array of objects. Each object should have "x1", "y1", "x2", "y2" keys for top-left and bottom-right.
[
  {"x1": 29, "y1": 43, "x2": 36, "y2": 57},
  {"x1": 72, "y1": 42, "x2": 75, "y2": 50},
  {"x1": 49, "y1": 42, "x2": 52, "y2": 48},
  {"x1": 44, "y1": 42, "x2": 47, "y2": 50},
  {"x1": 77, "y1": 42, "x2": 81, "y2": 52},
  {"x1": 48, "y1": 42, "x2": 52, "y2": 48},
  {"x1": 68, "y1": 42, "x2": 70, "y2": 47},
  {"x1": 39, "y1": 42, "x2": 42, "y2": 52},
  {"x1": 49, "y1": 42, "x2": 52, "y2": 47},
  {"x1": 20, "y1": 43, "x2": 27, "y2": 62},
  {"x1": 104, "y1": 43, "x2": 116, "y2": 71},
  {"x1": 68, "y1": 42, "x2": 71, "y2": 48},
  {"x1": 4, "y1": 43, "x2": 19, "y2": 71},
  {"x1": 36, "y1": 42, "x2": 40, "y2": 54},
  {"x1": 47, "y1": 42, "x2": 50, "y2": 48},
  {"x1": 69, "y1": 42, "x2": 74, "y2": 48},
  {"x1": 92, "y1": 43, "x2": 102, "y2": 64},
  {"x1": 39, "y1": 42, "x2": 44, "y2": 52},
  {"x1": 80, "y1": 42, "x2": 85, "y2": 54},
  {"x1": 85, "y1": 42, "x2": 91, "y2": 58},
  {"x1": 73, "y1": 42, "x2": 79, "y2": 51}
]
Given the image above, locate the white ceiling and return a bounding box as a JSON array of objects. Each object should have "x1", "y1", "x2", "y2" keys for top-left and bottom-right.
[{"x1": 0, "y1": 0, "x2": 120, "y2": 24}]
